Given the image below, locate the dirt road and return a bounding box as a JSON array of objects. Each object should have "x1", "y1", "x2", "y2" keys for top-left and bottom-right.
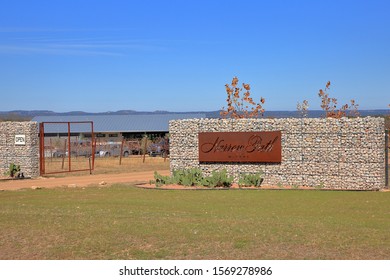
[{"x1": 0, "y1": 170, "x2": 170, "y2": 191}]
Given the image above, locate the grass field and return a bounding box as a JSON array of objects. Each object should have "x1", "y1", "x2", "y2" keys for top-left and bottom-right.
[{"x1": 0, "y1": 185, "x2": 389, "y2": 260}]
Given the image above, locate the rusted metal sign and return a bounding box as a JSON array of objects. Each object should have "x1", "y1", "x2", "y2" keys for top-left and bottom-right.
[{"x1": 199, "y1": 131, "x2": 281, "y2": 163}]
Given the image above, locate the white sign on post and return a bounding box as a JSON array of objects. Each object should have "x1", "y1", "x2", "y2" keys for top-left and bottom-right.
[{"x1": 15, "y1": 134, "x2": 26, "y2": 145}]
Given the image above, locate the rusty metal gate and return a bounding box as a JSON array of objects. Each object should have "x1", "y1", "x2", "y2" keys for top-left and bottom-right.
[{"x1": 39, "y1": 121, "x2": 95, "y2": 175}]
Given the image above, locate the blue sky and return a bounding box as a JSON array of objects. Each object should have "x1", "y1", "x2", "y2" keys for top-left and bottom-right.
[{"x1": 0, "y1": 0, "x2": 389, "y2": 112}]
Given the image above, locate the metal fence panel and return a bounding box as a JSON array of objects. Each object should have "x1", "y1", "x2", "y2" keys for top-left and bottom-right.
[{"x1": 39, "y1": 121, "x2": 95, "y2": 175}]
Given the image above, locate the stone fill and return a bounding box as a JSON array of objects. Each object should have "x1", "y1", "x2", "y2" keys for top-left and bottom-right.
[{"x1": 169, "y1": 117, "x2": 385, "y2": 190}]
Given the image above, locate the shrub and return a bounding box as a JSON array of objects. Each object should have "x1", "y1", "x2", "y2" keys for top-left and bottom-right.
[
  {"x1": 4, "y1": 163, "x2": 21, "y2": 178},
  {"x1": 296, "y1": 100, "x2": 309, "y2": 118},
  {"x1": 318, "y1": 81, "x2": 359, "y2": 118},
  {"x1": 171, "y1": 168, "x2": 203, "y2": 186},
  {"x1": 153, "y1": 168, "x2": 234, "y2": 188},
  {"x1": 220, "y1": 76, "x2": 266, "y2": 119},
  {"x1": 238, "y1": 172, "x2": 264, "y2": 188},
  {"x1": 201, "y1": 169, "x2": 233, "y2": 188},
  {"x1": 153, "y1": 171, "x2": 172, "y2": 187}
]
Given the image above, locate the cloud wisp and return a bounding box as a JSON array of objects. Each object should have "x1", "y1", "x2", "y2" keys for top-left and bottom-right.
[{"x1": 0, "y1": 28, "x2": 165, "y2": 56}]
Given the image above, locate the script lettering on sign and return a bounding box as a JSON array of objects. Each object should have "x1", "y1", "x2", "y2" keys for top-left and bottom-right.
[{"x1": 199, "y1": 131, "x2": 281, "y2": 163}]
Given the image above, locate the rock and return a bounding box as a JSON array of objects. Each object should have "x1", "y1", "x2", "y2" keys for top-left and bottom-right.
[
  {"x1": 31, "y1": 186, "x2": 42, "y2": 190},
  {"x1": 99, "y1": 181, "x2": 107, "y2": 186},
  {"x1": 68, "y1": 184, "x2": 77, "y2": 188}
]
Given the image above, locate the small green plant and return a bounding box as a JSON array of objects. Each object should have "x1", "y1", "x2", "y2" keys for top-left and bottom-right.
[
  {"x1": 172, "y1": 168, "x2": 203, "y2": 186},
  {"x1": 4, "y1": 163, "x2": 21, "y2": 178},
  {"x1": 153, "y1": 171, "x2": 172, "y2": 187},
  {"x1": 238, "y1": 172, "x2": 263, "y2": 188},
  {"x1": 202, "y1": 169, "x2": 234, "y2": 188},
  {"x1": 153, "y1": 168, "x2": 234, "y2": 188}
]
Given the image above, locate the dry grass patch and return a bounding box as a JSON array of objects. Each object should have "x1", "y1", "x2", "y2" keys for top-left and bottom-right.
[
  {"x1": 43, "y1": 156, "x2": 169, "y2": 177},
  {"x1": 1, "y1": 185, "x2": 389, "y2": 260}
]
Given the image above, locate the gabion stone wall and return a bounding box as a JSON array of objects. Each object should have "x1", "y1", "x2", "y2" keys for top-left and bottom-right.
[
  {"x1": 0, "y1": 122, "x2": 39, "y2": 178},
  {"x1": 169, "y1": 117, "x2": 385, "y2": 190}
]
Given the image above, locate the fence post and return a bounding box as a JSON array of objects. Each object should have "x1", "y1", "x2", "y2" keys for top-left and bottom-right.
[
  {"x1": 62, "y1": 139, "x2": 67, "y2": 170},
  {"x1": 143, "y1": 137, "x2": 147, "y2": 163},
  {"x1": 119, "y1": 138, "x2": 124, "y2": 165},
  {"x1": 39, "y1": 122, "x2": 45, "y2": 175},
  {"x1": 67, "y1": 122, "x2": 71, "y2": 172},
  {"x1": 386, "y1": 129, "x2": 389, "y2": 187},
  {"x1": 91, "y1": 122, "x2": 95, "y2": 171}
]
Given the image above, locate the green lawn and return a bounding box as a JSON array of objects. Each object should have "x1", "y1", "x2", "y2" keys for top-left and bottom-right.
[{"x1": 0, "y1": 185, "x2": 389, "y2": 260}]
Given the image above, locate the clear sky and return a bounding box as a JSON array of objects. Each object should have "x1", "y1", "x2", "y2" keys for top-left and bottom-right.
[{"x1": 0, "y1": 0, "x2": 389, "y2": 112}]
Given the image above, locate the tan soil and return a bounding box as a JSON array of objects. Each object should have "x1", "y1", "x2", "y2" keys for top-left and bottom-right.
[{"x1": 0, "y1": 170, "x2": 170, "y2": 191}]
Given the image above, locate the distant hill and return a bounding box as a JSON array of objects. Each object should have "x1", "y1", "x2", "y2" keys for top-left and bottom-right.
[{"x1": 1, "y1": 109, "x2": 389, "y2": 121}]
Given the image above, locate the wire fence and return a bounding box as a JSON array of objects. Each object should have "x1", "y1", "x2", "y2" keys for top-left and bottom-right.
[{"x1": 41, "y1": 133, "x2": 169, "y2": 175}]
